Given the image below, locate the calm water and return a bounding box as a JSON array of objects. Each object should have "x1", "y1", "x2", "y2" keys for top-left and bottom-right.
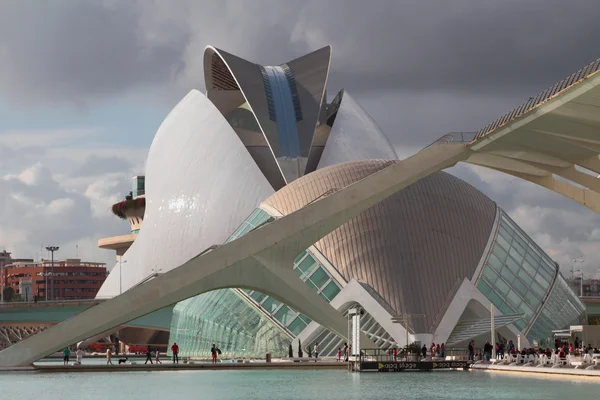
[{"x1": 2, "y1": 369, "x2": 599, "y2": 399}]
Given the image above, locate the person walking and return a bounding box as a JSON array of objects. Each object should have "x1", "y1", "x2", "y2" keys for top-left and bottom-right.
[
  {"x1": 468, "y1": 340, "x2": 474, "y2": 361},
  {"x1": 156, "y1": 349, "x2": 162, "y2": 364},
  {"x1": 337, "y1": 348, "x2": 342, "y2": 362},
  {"x1": 211, "y1": 344, "x2": 220, "y2": 364},
  {"x1": 343, "y1": 343, "x2": 349, "y2": 362},
  {"x1": 106, "y1": 348, "x2": 113, "y2": 365},
  {"x1": 483, "y1": 341, "x2": 492, "y2": 361},
  {"x1": 314, "y1": 342, "x2": 319, "y2": 361},
  {"x1": 76, "y1": 348, "x2": 84, "y2": 365},
  {"x1": 145, "y1": 346, "x2": 153, "y2": 364},
  {"x1": 62, "y1": 347, "x2": 70, "y2": 365},
  {"x1": 171, "y1": 342, "x2": 180, "y2": 364}
]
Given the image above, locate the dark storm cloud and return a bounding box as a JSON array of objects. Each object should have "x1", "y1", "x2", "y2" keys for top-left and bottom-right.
[
  {"x1": 0, "y1": 0, "x2": 189, "y2": 104},
  {"x1": 320, "y1": 0, "x2": 600, "y2": 95},
  {"x1": 1, "y1": 0, "x2": 599, "y2": 269},
  {"x1": 1, "y1": 0, "x2": 600, "y2": 104}
]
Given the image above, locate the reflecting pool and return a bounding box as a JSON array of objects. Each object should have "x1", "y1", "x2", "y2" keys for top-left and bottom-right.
[{"x1": 2, "y1": 369, "x2": 600, "y2": 399}]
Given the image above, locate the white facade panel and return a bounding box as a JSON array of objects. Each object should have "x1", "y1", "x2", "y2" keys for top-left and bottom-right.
[
  {"x1": 97, "y1": 90, "x2": 274, "y2": 298},
  {"x1": 317, "y1": 91, "x2": 398, "y2": 169}
]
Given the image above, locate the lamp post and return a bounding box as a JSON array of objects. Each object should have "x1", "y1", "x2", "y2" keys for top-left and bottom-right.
[
  {"x1": 119, "y1": 258, "x2": 127, "y2": 295},
  {"x1": 45, "y1": 246, "x2": 59, "y2": 300},
  {"x1": 1, "y1": 263, "x2": 4, "y2": 304},
  {"x1": 572, "y1": 256, "x2": 585, "y2": 297},
  {"x1": 491, "y1": 304, "x2": 496, "y2": 360}
]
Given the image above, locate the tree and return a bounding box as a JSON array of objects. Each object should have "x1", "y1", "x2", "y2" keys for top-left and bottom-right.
[
  {"x1": 308, "y1": 345, "x2": 312, "y2": 358},
  {"x1": 288, "y1": 343, "x2": 293, "y2": 358},
  {"x1": 2, "y1": 286, "x2": 14, "y2": 302},
  {"x1": 297, "y1": 339, "x2": 303, "y2": 358}
]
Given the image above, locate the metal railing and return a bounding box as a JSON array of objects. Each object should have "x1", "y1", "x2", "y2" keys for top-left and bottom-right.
[
  {"x1": 0, "y1": 298, "x2": 103, "y2": 308},
  {"x1": 359, "y1": 347, "x2": 471, "y2": 362},
  {"x1": 423, "y1": 132, "x2": 478, "y2": 150}
]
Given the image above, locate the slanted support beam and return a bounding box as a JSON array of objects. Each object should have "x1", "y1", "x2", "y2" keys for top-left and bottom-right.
[{"x1": 484, "y1": 166, "x2": 600, "y2": 214}]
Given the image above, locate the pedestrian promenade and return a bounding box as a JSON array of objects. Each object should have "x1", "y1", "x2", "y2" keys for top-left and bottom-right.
[{"x1": 1, "y1": 360, "x2": 347, "y2": 373}]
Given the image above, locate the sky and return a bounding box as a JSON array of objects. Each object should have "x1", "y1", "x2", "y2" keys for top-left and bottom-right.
[{"x1": 1, "y1": 0, "x2": 600, "y2": 277}]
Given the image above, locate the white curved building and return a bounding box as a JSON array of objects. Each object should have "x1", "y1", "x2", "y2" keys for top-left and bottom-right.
[{"x1": 96, "y1": 46, "x2": 585, "y2": 358}]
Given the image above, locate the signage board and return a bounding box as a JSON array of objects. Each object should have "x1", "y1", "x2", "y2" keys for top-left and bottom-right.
[{"x1": 361, "y1": 361, "x2": 471, "y2": 372}]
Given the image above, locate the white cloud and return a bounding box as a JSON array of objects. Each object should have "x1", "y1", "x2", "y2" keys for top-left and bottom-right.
[
  {"x1": 0, "y1": 135, "x2": 140, "y2": 266},
  {"x1": 0, "y1": 129, "x2": 92, "y2": 148}
]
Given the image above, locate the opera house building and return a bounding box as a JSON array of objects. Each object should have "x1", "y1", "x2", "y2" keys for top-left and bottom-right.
[{"x1": 97, "y1": 45, "x2": 586, "y2": 358}]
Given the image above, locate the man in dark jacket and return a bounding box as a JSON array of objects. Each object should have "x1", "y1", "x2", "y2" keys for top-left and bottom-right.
[
  {"x1": 468, "y1": 341, "x2": 474, "y2": 361},
  {"x1": 483, "y1": 341, "x2": 493, "y2": 361}
]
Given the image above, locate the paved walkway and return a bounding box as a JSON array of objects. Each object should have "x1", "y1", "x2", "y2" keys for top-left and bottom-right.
[
  {"x1": 471, "y1": 362, "x2": 600, "y2": 378},
  {"x1": 1, "y1": 361, "x2": 348, "y2": 373}
]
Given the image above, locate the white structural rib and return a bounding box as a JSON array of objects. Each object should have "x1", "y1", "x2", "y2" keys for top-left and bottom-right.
[
  {"x1": 97, "y1": 90, "x2": 274, "y2": 298},
  {"x1": 318, "y1": 90, "x2": 398, "y2": 169},
  {"x1": 0, "y1": 144, "x2": 467, "y2": 367}
]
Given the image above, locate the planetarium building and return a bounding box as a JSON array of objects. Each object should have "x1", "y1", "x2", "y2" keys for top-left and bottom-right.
[{"x1": 97, "y1": 45, "x2": 586, "y2": 358}]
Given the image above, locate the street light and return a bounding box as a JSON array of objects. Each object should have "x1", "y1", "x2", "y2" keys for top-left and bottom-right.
[
  {"x1": 45, "y1": 246, "x2": 59, "y2": 300},
  {"x1": 572, "y1": 256, "x2": 585, "y2": 297},
  {"x1": 1, "y1": 263, "x2": 4, "y2": 304},
  {"x1": 119, "y1": 258, "x2": 127, "y2": 295}
]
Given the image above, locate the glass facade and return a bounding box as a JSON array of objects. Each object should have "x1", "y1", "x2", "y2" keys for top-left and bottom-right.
[
  {"x1": 132, "y1": 176, "x2": 145, "y2": 197},
  {"x1": 239, "y1": 249, "x2": 342, "y2": 337},
  {"x1": 168, "y1": 208, "x2": 343, "y2": 357},
  {"x1": 527, "y1": 275, "x2": 586, "y2": 347},
  {"x1": 476, "y1": 210, "x2": 586, "y2": 345},
  {"x1": 169, "y1": 288, "x2": 291, "y2": 358}
]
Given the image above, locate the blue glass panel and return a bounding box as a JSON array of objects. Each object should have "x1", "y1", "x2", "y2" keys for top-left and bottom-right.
[{"x1": 261, "y1": 66, "x2": 301, "y2": 157}]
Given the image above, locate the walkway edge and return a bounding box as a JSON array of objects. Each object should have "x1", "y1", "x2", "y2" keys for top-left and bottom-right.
[{"x1": 472, "y1": 363, "x2": 600, "y2": 378}]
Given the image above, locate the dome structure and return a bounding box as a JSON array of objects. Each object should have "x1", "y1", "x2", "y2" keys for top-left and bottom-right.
[{"x1": 262, "y1": 160, "x2": 497, "y2": 334}]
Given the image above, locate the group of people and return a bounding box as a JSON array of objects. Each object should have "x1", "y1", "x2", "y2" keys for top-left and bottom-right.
[
  {"x1": 426, "y1": 343, "x2": 446, "y2": 359},
  {"x1": 59, "y1": 341, "x2": 220, "y2": 366},
  {"x1": 62, "y1": 347, "x2": 85, "y2": 365},
  {"x1": 336, "y1": 343, "x2": 352, "y2": 361},
  {"x1": 379, "y1": 343, "x2": 448, "y2": 361},
  {"x1": 471, "y1": 336, "x2": 600, "y2": 362}
]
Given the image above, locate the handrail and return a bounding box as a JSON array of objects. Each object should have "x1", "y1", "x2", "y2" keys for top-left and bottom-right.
[
  {"x1": 422, "y1": 132, "x2": 477, "y2": 150},
  {"x1": 0, "y1": 298, "x2": 103, "y2": 308}
]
